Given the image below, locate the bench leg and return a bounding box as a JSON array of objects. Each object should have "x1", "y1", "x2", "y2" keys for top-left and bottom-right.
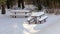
[
  {"x1": 29, "y1": 22, "x2": 30, "y2": 24},
  {"x1": 28, "y1": 21, "x2": 30, "y2": 24},
  {"x1": 44, "y1": 19, "x2": 46, "y2": 22},
  {"x1": 12, "y1": 16, "x2": 15, "y2": 18},
  {"x1": 12, "y1": 16, "x2": 16, "y2": 18},
  {"x1": 39, "y1": 21, "x2": 41, "y2": 24},
  {"x1": 15, "y1": 16, "x2": 16, "y2": 18},
  {"x1": 15, "y1": 12, "x2": 16, "y2": 18}
]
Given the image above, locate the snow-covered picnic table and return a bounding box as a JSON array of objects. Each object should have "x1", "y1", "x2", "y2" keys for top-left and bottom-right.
[
  {"x1": 9, "y1": 9, "x2": 31, "y2": 18},
  {"x1": 27, "y1": 12, "x2": 48, "y2": 24}
]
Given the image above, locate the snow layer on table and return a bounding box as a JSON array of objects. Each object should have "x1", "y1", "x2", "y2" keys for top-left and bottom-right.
[{"x1": 31, "y1": 12, "x2": 44, "y2": 16}]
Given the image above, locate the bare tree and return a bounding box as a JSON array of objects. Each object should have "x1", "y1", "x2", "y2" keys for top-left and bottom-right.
[{"x1": 18, "y1": 0, "x2": 25, "y2": 9}]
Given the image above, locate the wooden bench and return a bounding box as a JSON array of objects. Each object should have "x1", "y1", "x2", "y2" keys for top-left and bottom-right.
[
  {"x1": 38, "y1": 16, "x2": 48, "y2": 24},
  {"x1": 10, "y1": 10, "x2": 31, "y2": 18},
  {"x1": 10, "y1": 13, "x2": 30, "y2": 18},
  {"x1": 27, "y1": 17, "x2": 35, "y2": 24}
]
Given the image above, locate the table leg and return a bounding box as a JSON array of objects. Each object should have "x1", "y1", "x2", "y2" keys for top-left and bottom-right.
[
  {"x1": 39, "y1": 21, "x2": 41, "y2": 24},
  {"x1": 28, "y1": 21, "x2": 30, "y2": 24},
  {"x1": 15, "y1": 16, "x2": 16, "y2": 18},
  {"x1": 25, "y1": 12, "x2": 27, "y2": 18},
  {"x1": 44, "y1": 19, "x2": 46, "y2": 22},
  {"x1": 34, "y1": 17, "x2": 37, "y2": 24},
  {"x1": 15, "y1": 12, "x2": 16, "y2": 18}
]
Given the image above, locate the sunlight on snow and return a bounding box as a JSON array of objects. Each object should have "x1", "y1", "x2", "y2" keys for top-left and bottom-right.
[{"x1": 23, "y1": 24, "x2": 40, "y2": 34}]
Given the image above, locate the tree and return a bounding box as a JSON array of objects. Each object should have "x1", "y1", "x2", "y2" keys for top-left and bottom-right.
[
  {"x1": 18, "y1": 0, "x2": 25, "y2": 9},
  {"x1": 6, "y1": 0, "x2": 15, "y2": 9},
  {"x1": 32, "y1": 0, "x2": 42, "y2": 10},
  {"x1": 6, "y1": 0, "x2": 10, "y2": 9},
  {"x1": 0, "y1": 0, "x2": 6, "y2": 14}
]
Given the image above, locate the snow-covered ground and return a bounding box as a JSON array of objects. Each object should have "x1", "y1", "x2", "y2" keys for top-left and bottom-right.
[
  {"x1": 0, "y1": 9, "x2": 60, "y2": 34},
  {"x1": 0, "y1": 5, "x2": 60, "y2": 34}
]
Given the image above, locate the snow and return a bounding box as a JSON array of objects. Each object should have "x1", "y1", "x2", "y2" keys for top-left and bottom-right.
[
  {"x1": 31, "y1": 12, "x2": 44, "y2": 16},
  {"x1": 0, "y1": 10, "x2": 60, "y2": 34},
  {"x1": 0, "y1": 5, "x2": 60, "y2": 34},
  {"x1": 10, "y1": 9, "x2": 31, "y2": 12}
]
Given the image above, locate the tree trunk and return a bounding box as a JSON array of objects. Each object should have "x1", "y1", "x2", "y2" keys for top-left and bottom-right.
[
  {"x1": 21, "y1": 0, "x2": 25, "y2": 9},
  {"x1": 6, "y1": 0, "x2": 10, "y2": 9},
  {"x1": 10, "y1": 1, "x2": 14, "y2": 9},
  {"x1": 18, "y1": 0, "x2": 25, "y2": 9},
  {"x1": 37, "y1": 5, "x2": 42, "y2": 10},
  {"x1": 1, "y1": 3, "x2": 6, "y2": 14},
  {"x1": 37, "y1": 0, "x2": 42, "y2": 10},
  {"x1": 18, "y1": 0, "x2": 21, "y2": 7}
]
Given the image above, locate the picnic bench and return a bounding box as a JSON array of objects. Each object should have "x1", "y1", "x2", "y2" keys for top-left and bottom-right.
[
  {"x1": 10, "y1": 10, "x2": 31, "y2": 18},
  {"x1": 27, "y1": 17, "x2": 36, "y2": 24},
  {"x1": 38, "y1": 16, "x2": 48, "y2": 24}
]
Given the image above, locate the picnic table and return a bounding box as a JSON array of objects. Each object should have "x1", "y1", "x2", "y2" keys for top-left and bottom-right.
[
  {"x1": 10, "y1": 10, "x2": 31, "y2": 18},
  {"x1": 31, "y1": 12, "x2": 44, "y2": 24},
  {"x1": 27, "y1": 12, "x2": 46, "y2": 24},
  {"x1": 27, "y1": 12, "x2": 48, "y2": 24}
]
